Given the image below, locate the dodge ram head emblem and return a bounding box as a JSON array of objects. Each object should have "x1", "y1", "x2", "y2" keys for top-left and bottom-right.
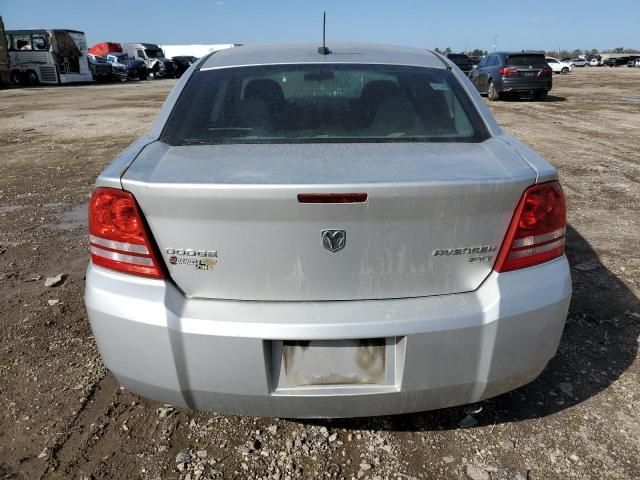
[{"x1": 321, "y1": 229, "x2": 346, "y2": 252}]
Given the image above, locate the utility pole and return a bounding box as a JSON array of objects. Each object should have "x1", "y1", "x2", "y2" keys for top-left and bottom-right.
[{"x1": 493, "y1": 34, "x2": 497, "y2": 52}]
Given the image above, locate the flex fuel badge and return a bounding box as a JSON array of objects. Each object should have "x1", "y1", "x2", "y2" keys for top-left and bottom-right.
[{"x1": 166, "y1": 248, "x2": 218, "y2": 271}]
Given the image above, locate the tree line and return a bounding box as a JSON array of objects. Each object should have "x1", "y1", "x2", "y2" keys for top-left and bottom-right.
[{"x1": 434, "y1": 47, "x2": 639, "y2": 57}]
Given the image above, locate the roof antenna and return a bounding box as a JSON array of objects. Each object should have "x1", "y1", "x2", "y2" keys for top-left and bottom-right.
[{"x1": 317, "y1": 12, "x2": 331, "y2": 55}]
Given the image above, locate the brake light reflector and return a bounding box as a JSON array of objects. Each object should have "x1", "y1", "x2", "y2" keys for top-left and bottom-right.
[
  {"x1": 88, "y1": 187, "x2": 165, "y2": 279},
  {"x1": 494, "y1": 181, "x2": 566, "y2": 272},
  {"x1": 298, "y1": 192, "x2": 368, "y2": 203}
]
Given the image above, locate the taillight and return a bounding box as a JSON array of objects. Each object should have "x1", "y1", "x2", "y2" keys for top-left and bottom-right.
[
  {"x1": 494, "y1": 181, "x2": 566, "y2": 273},
  {"x1": 88, "y1": 187, "x2": 165, "y2": 279},
  {"x1": 499, "y1": 67, "x2": 518, "y2": 76},
  {"x1": 540, "y1": 66, "x2": 553, "y2": 77}
]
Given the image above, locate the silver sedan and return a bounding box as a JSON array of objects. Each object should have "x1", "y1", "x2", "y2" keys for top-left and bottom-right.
[{"x1": 84, "y1": 43, "x2": 571, "y2": 418}]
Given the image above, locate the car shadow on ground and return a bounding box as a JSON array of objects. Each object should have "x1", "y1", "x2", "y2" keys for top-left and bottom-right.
[
  {"x1": 540, "y1": 94, "x2": 567, "y2": 102},
  {"x1": 503, "y1": 94, "x2": 567, "y2": 102},
  {"x1": 301, "y1": 225, "x2": 639, "y2": 432}
]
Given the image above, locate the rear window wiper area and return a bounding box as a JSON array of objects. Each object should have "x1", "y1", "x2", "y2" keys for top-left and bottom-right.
[
  {"x1": 207, "y1": 127, "x2": 255, "y2": 132},
  {"x1": 177, "y1": 137, "x2": 223, "y2": 146}
]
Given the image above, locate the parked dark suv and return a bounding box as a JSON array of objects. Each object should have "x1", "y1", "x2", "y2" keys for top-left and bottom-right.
[
  {"x1": 469, "y1": 52, "x2": 553, "y2": 101},
  {"x1": 603, "y1": 56, "x2": 629, "y2": 67},
  {"x1": 171, "y1": 56, "x2": 198, "y2": 78},
  {"x1": 446, "y1": 53, "x2": 473, "y2": 74}
]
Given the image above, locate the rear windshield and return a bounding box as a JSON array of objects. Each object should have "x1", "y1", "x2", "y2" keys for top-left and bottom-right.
[
  {"x1": 506, "y1": 54, "x2": 547, "y2": 66},
  {"x1": 161, "y1": 64, "x2": 490, "y2": 145}
]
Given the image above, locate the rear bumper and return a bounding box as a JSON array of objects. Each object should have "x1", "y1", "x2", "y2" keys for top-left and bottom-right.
[
  {"x1": 127, "y1": 67, "x2": 147, "y2": 78},
  {"x1": 85, "y1": 257, "x2": 571, "y2": 418},
  {"x1": 112, "y1": 70, "x2": 128, "y2": 80},
  {"x1": 499, "y1": 78, "x2": 552, "y2": 93}
]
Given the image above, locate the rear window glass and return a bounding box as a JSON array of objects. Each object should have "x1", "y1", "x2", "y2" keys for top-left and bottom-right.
[
  {"x1": 506, "y1": 55, "x2": 547, "y2": 66},
  {"x1": 161, "y1": 64, "x2": 490, "y2": 145}
]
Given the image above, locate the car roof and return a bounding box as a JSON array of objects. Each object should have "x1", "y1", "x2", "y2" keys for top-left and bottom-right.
[
  {"x1": 200, "y1": 43, "x2": 447, "y2": 70},
  {"x1": 492, "y1": 51, "x2": 545, "y2": 56}
]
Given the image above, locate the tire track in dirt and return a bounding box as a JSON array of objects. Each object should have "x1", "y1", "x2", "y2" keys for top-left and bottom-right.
[{"x1": 42, "y1": 373, "x2": 112, "y2": 479}]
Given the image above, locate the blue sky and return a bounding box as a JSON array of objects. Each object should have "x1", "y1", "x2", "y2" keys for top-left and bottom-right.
[{"x1": 2, "y1": 0, "x2": 638, "y2": 52}]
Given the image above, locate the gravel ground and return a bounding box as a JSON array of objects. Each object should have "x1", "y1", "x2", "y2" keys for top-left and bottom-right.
[{"x1": 0, "y1": 68, "x2": 639, "y2": 480}]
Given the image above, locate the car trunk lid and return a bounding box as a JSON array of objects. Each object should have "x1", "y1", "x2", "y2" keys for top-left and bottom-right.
[{"x1": 121, "y1": 139, "x2": 535, "y2": 301}]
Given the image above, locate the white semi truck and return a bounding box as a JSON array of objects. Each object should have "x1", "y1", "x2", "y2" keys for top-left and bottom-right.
[{"x1": 122, "y1": 43, "x2": 176, "y2": 78}]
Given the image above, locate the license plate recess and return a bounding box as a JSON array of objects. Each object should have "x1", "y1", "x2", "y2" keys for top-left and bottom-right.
[{"x1": 272, "y1": 338, "x2": 397, "y2": 390}]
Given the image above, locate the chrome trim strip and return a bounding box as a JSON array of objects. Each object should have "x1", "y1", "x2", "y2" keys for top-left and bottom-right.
[
  {"x1": 90, "y1": 235, "x2": 149, "y2": 254},
  {"x1": 512, "y1": 227, "x2": 566, "y2": 248},
  {"x1": 90, "y1": 246, "x2": 153, "y2": 266},
  {"x1": 508, "y1": 238, "x2": 565, "y2": 260}
]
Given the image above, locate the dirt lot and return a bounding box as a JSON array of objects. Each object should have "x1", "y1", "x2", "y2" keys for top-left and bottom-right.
[{"x1": 0, "y1": 68, "x2": 639, "y2": 480}]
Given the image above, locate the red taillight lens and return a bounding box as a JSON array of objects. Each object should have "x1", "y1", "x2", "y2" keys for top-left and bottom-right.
[
  {"x1": 499, "y1": 67, "x2": 518, "y2": 76},
  {"x1": 540, "y1": 66, "x2": 553, "y2": 77},
  {"x1": 494, "y1": 181, "x2": 566, "y2": 273},
  {"x1": 88, "y1": 187, "x2": 165, "y2": 279}
]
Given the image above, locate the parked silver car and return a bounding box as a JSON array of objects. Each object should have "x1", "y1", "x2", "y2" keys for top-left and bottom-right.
[
  {"x1": 569, "y1": 58, "x2": 589, "y2": 67},
  {"x1": 85, "y1": 43, "x2": 571, "y2": 418}
]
